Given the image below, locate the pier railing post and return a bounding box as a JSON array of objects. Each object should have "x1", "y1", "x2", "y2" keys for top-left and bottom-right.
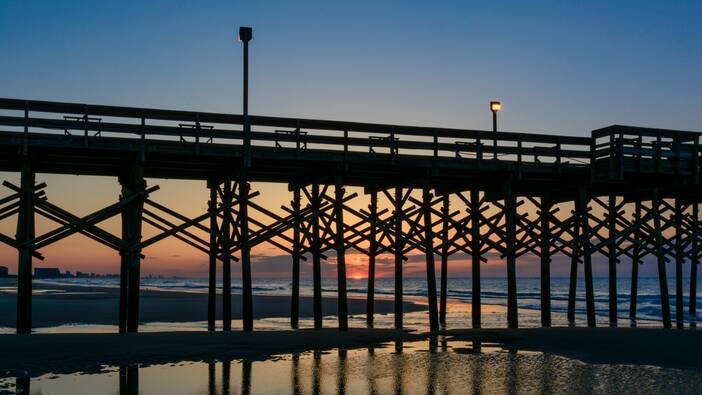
[
  {"x1": 423, "y1": 187, "x2": 439, "y2": 331},
  {"x1": 505, "y1": 182, "x2": 519, "y2": 328},
  {"x1": 652, "y1": 189, "x2": 672, "y2": 328},
  {"x1": 394, "y1": 187, "x2": 404, "y2": 329},
  {"x1": 291, "y1": 186, "x2": 301, "y2": 329},
  {"x1": 470, "y1": 189, "x2": 482, "y2": 329},
  {"x1": 312, "y1": 183, "x2": 323, "y2": 329},
  {"x1": 119, "y1": 164, "x2": 145, "y2": 333},
  {"x1": 207, "y1": 180, "x2": 218, "y2": 332},
  {"x1": 16, "y1": 158, "x2": 35, "y2": 334},
  {"x1": 335, "y1": 177, "x2": 348, "y2": 331},
  {"x1": 539, "y1": 196, "x2": 552, "y2": 327},
  {"x1": 366, "y1": 191, "x2": 378, "y2": 328}
]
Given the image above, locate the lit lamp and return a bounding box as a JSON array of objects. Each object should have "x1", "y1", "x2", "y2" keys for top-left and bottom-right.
[{"x1": 490, "y1": 101, "x2": 501, "y2": 159}]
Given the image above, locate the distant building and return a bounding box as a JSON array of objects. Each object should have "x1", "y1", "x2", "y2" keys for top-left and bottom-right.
[
  {"x1": 34, "y1": 267, "x2": 61, "y2": 279},
  {"x1": 0, "y1": 266, "x2": 8, "y2": 277}
]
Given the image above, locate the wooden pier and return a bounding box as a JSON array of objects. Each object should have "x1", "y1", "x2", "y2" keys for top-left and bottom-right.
[{"x1": 0, "y1": 98, "x2": 700, "y2": 333}]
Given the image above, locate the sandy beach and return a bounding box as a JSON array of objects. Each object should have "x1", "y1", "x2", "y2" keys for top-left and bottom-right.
[{"x1": 0, "y1": 279, "x2": 423, "y2": 328}]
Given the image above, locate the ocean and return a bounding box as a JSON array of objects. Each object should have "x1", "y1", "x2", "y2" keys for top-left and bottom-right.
[{"x1": 37, "y1": 276, "x2": 701, "y2": 328}]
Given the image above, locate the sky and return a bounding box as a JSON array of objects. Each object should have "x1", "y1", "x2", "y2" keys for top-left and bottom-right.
[{"x1": 0, "y1": 1, "x2": 701, "y2": 279}]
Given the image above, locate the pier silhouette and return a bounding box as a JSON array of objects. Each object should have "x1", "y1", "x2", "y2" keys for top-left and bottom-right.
[{"x1": 0, "y1": 97, "x2": 699, "y2": 334}]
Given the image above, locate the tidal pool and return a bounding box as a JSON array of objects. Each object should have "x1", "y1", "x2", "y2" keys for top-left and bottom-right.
[{"x1": 2, "y1": 338, "x2": 700, "y2": 394}]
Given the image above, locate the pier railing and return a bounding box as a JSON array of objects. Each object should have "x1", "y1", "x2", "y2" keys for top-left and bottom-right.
[
  {"x1": 592, "y1": 125, "x2": 701, "y2": 180},
  {"x1": 0, "y1": 98, "x2": 595, "y2": 169}
]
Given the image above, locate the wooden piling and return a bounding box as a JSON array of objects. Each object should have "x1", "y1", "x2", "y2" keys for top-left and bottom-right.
[
  {"x1": 539, "y1": 196, "x2": 552, "y2": 327},
  {"x1": 579, "y1": 188, "x2": 596, "y2": 327},
  {"x1": 239, "y1": 176, "x2": 254, "y2": 332},
  {"x1": 291, "y1": 187, "x2": 301, "y2": 329},
  {"x1": 567, "y1": 197, "x2": 581, "y2": 324},
  {"x1": 16, "y1": 159, "x2": 34, "y2": 334},
  {"x1": 439, "y1": 194, "x2": 449, "y2": 329},
  {"x1": 119, "y1": 165, "x2": 145, "y2": 333},
  {"x1": 335, "y1": 177, "x2": 348, "y2": 330},
  {"x1": 470, "y1": 189, "x2": 481, "y2": 329},
  {"x1": 207, "y1": 180, "x2": 217, "y2": 332},
  {"x1": 222, "y1": 360, "x2": 231, "y2": 395},
  {"x1": 423, "y1": 187, "x2": 439, "y2": 331},
  {"x1": 652, "y1": 189, "x2": 672, "y2": 328},
  {"x1": 505, "y1": 182, "x2": 518, "y2": 329},
  {"x1": 629, "y1": 200, "x2": 641, "y2": 323},
  {"x1": 607, "y1": 194, "x2": 618, "y2": 327},
  {"x1": 691, "y1": 203, "x2": 699, "y2": 323},
  {"x1": 312, "y1": 183, "x2": 323, "y2": 329},
  {"x1": 394, "y1": 187, "x2": 403, "y2": 329},
  {"x1": 366, "y1": 191, "x2": 378, "y2": 328},
  {"x1": 674, "y1": 199, "x2": 684, "y2": 329},
  {"x1": 221, "y1": 181, "x2": 232, "y2": 331}
]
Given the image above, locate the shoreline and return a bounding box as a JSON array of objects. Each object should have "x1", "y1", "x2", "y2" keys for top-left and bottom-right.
[
  {"x1": 0, "y1": 279, "x2": 670, "y2": 330},
  {"x1": 0, "y1": 281, "x2": 425, "y2": 328}
]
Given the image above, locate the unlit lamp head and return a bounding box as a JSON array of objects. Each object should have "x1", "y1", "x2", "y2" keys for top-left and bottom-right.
[
  {"x1": 490, "y1": 101, "x2": 502, "y2": 113},
  {"x1": 238, "y1": 26, "x2": 253, "y2": 43}
]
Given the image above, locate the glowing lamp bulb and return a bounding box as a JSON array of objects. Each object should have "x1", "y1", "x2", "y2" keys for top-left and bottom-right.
[{"x1": 490, "y1": 101, "x2": 502, "y2": 113}]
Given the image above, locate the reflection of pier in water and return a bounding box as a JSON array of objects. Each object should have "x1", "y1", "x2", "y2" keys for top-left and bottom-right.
[
  {"x1": 1, "y1": 98, "x2": 701, "y2": 334},
  {"x1": 10, "y1": 337, "x2": 702, "y2": 394}
]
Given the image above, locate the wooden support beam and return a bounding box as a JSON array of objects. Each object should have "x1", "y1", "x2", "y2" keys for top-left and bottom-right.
[
  {"x1": 239, "y1": 174, "x2": 254, "y2": 332},
  {"x1": 567, "y1": 196, "x2": 581, "y2": 324},
  {"x1": 207, "y1": 180, "x2": 217, "y2": 332},
  {"x1": 439, "y1": 194, "x2": 449, "y2": 329},
  {"x1": 335, "y1": 177, "x2": 348, "y2": 331},
  {"x1": 675, "y1": 199, "x2": 684, "y2": 329},
  {"x1": 608, "y1": 194, "x2": 618, "y2": 327},
  {"x1": 690, "y1": 203, "x2": 699, "y2": 325},
  {"x1": 119, "y1": 164, "x2": 145, "y2": 333},
  {"x1": 291, "y1": 187, "x2": 301, "y2": 329},
  {"x1": 470, "y1": 189, "x2": 482, "y2": 329},
  {"x1": 221, "y1": 181, "x2": 233, "y2": 331},
  {"x1": 16, "y1": 159, "x2": 34, "y2": 334},
  {"x1": 423, "y1": 187, "x2": 439, "y2": 331},
  {"x1": 579, "y1": 188, "x2": 596, "y2": 328},
  {"x1": 393, "y1": 187, "x2": 404, "y2": 329},
  {"x1": 652, "y1": 189, "x2": 672, "y2": 328},
  {"x1": 505, "y1": 182, "x2": 518, "y2": 329},
  {"x1": 539, "y1": 196, "x2": 552, "y2": 327},
  {"x1": 630, "y1": 200, "x2": 642, "y2": 324},
  {"x1": 366, "y1": 191, "x2": 378, "y2": 328},
  {"x1": 312, "y1": 183, "x2": 323, "y2": 329}
]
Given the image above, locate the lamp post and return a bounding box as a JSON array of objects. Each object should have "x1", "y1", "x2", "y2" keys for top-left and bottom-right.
[
  {"x1": 238, "y1": 26, "x2": 253, "y2": 167},
  {"x1": 237, "y1": 26, "x2": 254, "y2": 331},
  {"x1": 490, "y1": 101, "x2": 501, "y2": 159}
]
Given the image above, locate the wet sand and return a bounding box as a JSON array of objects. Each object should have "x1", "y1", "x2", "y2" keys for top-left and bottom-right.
[
  {"x1": 1, "y1": 327, "x2": 700, "y2": 377},
  {"x1": 0, "y1": 280, "x2": 423, "y2": 327}
]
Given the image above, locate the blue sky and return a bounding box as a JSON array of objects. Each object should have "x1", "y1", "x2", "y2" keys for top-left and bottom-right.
[
  {"x1": 1, "y1": 1, "x2": 700, "y2": 135},
  {"x1": 0, "y1": 1, "x2": 701, "y2": 277}
]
